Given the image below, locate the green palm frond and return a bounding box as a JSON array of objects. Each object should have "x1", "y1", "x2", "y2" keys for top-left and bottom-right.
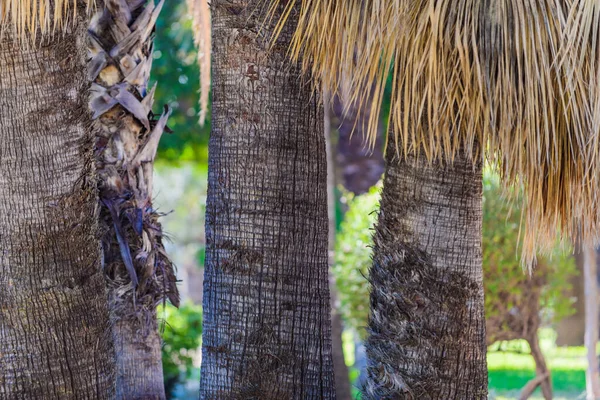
[
  {"x1": 0, "y1": 0, "x2": 93, "y2": 38},
  {"x1": 267, "y1": 0, "x2": 600, "y2": 265}
]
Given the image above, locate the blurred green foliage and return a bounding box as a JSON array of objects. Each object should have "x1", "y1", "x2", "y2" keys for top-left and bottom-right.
[
  {"x1": 482, "y1": 172, "x2": 576, "y2": 340},
  {"x1": 333, "y1": 185, "x2": 380, "y2": 336},
  {"x1": 154, "y1": 0, "x2": 210, "y2": 163},
  {"x1": 333, "y1": 173, "x2": 576, "y2": 339},
  {"x1": 161, "y1": 301, "x2": 203, "y2": 397}
]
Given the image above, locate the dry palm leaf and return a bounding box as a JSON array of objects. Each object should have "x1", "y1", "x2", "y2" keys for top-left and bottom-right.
[
  {"x1": 267, "y1": 0, "x2": 600, "y2": 266},
  {"x1": 187, "y1": 0, "x2": 211, "y2": 126},
  {"x1": 89, "y1": 0, "x2": 179, "y2": 313},
  {"x1": 0, "y1": 0, "x2": 94, "y2": 39}
]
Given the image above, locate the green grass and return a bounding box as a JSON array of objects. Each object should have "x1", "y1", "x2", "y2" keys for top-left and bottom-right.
[{"x1": 488, "y1": 329, "x2": 587, "y2": 399}]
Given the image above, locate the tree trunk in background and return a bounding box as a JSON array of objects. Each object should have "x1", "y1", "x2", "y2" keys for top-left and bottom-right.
[
  {"x1": 584, "y1": 245, "x2": 600, "y2": 400},
  {"x1": 200, "y1": 1, "x2": 335, "y2": 398},
  {"x1": 0, "y1": 24, "x2": 115, "y2": 397},
  {"x1": 364, "y1": 145, "x2": 488, "y2": 399},
  {"x1": 332, "y1": 90, "x2": 384, "y2": 195},
  {"x1": 524, "y1": 331, "x2": 552, "y2": 400},
  {"x1": 88, "y1": 0, "x2": 179, "y2": 398},
  {"x1": 556, "y1": 245, "x2": 585, "y2": 346},
  {"x1": 326, "y1": 95, "x2": 353, "y2": 400}
]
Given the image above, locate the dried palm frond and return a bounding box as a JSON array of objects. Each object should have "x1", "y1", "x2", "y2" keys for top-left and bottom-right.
[
  {"x1": 267, "y1": 0, "x2": 600, "y2": 266},
  {"x1": 89, "y1": 0, "x2": 179, "y2": 318},
  {"x1": 0, "y1": 0, "x2": 94, "y2": 39},
  {"x1": 187, "y1": 0, "x2": 211, "y2": 126}
]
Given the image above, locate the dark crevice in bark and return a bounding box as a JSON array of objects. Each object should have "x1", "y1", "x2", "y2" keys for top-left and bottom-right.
[
  {"x1": 364, "y1": 146, "x2": 488, "y2": 399},
  {"x1": 0, "y1": 22, "x2": 116, "y2": 398},
  {"x1": 200, "y1": 1, "x2": 335, "y2": 398}
]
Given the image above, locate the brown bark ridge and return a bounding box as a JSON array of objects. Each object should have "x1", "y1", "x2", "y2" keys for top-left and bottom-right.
[
  {"x1": 200, "y1": 1, "x2": 335, "y2": 398},
  {"x1": 0, "y1": 23, "x2": 116, "y2": 398},
  {"x1": 88, "y1": 0, "x2": 179, "y2": 398},
  {"x1": 364, "y1": 144, "x2": 488, "y2": 399}
]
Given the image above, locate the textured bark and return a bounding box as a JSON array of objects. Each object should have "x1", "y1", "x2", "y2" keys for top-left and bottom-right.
[
  {"x1": 113, "y1": 315, "x2": 165, "y2": 399},
  {"x1": 364, "y1": 145, "x2": 488, "y2": 399},
  {"x1": 200, "y1": 1, "x2": 335, "y2": 398},
  {"x1": 0, "y1": 24, "x2": 115, "y2": 398},
  {"x1": 87, "y1": 0, "x2": 179, "y2": 398},
  {"x1": 584, "y1": 245, "x2": 600, "y2": 400}
]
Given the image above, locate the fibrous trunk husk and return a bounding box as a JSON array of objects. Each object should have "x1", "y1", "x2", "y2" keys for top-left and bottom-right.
[
  {"x1": 87, "y1": 0, "x2": 179, "y2": 397},
  {"x1": 364, "y1": 143, "x2": 488, "y2": 399}
]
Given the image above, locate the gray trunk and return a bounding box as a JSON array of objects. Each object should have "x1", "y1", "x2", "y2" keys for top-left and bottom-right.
[
  {"x1": 113, "y1": 309, "x2": 165, "y2": 399},
  {"x1": 200, "y1": 1, "x2": 335, "y2": 398},
  {"x1": 584, "y1": 245, "x2": 600, "y2": 399},
  {"x1": 556, "y1": 244, "x2": 585, "y2": 346},
  {"x1": 0, "y1": 24, "x2": 116, "y2": 397},
  {"x1": 364, "y1": 146, "x2": 488, "y2": 399}
]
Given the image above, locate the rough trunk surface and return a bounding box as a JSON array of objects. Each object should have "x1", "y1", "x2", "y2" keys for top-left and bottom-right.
[
  {"x1": 200, "y1": 1, "x2": 335, "y2": 398},
  {"x1": 0, "y1": 23, "x2": 116, "y2": 398},
  {"x1": 364, "y1": 146, "x2": 488, "y2": 399},
  {"x1": 87, "y1": 0, "x2": 179, "y2": 398}
]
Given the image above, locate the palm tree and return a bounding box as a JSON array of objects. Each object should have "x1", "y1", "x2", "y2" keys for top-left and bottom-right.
[
  {"x1": 265, "y1": 0, "x2": 600, "y2": 397},
  {"x1": 2, "y1": 1, "x2": 178, "y2": 397},
  {"x1": 364, "y1": 144, "x2": 487, "y2": 398},
  {"x1": 88, "y1": 0, "x2": 178, "y2": 398},
  {"x1": 200, "y1": 0, "x2": 335, "y2": 397},
  {"x1": 0, "y1": 18, "x2": 116, "y2": 398}
]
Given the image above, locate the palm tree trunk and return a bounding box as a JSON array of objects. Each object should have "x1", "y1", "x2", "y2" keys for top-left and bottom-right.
[
  {"x1": 200, "y1": 1, "x2": 335, "y2": 398},
  {"x1": 88, "y1": 1, "x2": 179, "y2": 398},
  {"x1": 364, "y1": 145, "x2": 488, "y2": 399},
  {"x1": 0, "y1": 24, "x2": 116, "y2": 397}
]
